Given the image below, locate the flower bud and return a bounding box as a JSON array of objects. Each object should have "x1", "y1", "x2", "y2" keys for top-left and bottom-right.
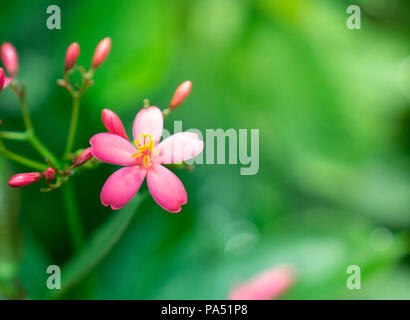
[
  {"x1": 73, "y1": 148, "x2": 93, "y2": 168},
  {"x1": 64, "y1": 42, "x2": 80, "y2": 71},
  {"x1": 1, "y1": 42, "x2": 18, "y2": 77},
  {"x1": 228, "y1": 265, "x2": 294, "y2": 300},
  {"x1": 101, "y1": 108, "x2": 129, "y2": 140},
  {"x1": 169, "y1": 81, "x2": 192, "y2": 110},
  {"x1": 0, "y1": 68, "x2": 4, "y2": 94},
  {"x1": 44, "y1": 168, "x2": 55, "y2": 183},
  {"x1": 3, "y1": 77, "x2": 12, "y2": 88},
  {"x1": 8, "y1": 172, "x2": 44, "y2": 188},
  {"x1": 91, "y1": 37, "x2": 111, "y2": 69}
]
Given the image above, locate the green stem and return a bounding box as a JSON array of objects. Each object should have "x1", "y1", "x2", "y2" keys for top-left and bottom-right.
[
  {"x1": 0, "y1": 131, "x2": 29, "y2": 141},
  {"x1": 20, "y1": 93, "x2": 33, "y2": 132},
  {"x1": 28, "y1": 133, "x2": 60, "y2": 168},
  {"x1": 9, "y1": 83, "x2": 60, "y2": 168},
  {"x1": 64, "y1": 95, "x2": 80, "y2": 158},
  {"x1": 0, "y1": 147, "x2": 48, "y2": 171},
  {"x1": 61, "y1": 180, "x2": 85, "y2": 252}
]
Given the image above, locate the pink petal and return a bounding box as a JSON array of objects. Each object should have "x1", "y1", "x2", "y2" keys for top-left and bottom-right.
[
  {"x1": 155, "y1": 132, "x2": 203, "y2": 164},
  {"x1": 228, "y1": 266, "x2": 294, "y2": 300},
  {"x1": 146, "y1": 163, "x2": 187, "y2": 213},
  {"x1": 155, "y1": 132, "x2": 204, "y2": 164},
  {"x1": 133, "y1": 106, "x2": 163, "y2": 145},
  {"x1": 90, "y1": 132, "x2": 138, "y2": 166},
  {"x1": 101, "y1": 166, "x2": 146, "y2": 210}
]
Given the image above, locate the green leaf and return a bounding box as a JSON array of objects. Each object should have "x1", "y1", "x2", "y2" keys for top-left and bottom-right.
[
  {"x1": 51, "y1": 193, "x2": 146, "y2": 298},
  {"x1": 19, "y1": 229, "x2": 53, "y2": 300}
]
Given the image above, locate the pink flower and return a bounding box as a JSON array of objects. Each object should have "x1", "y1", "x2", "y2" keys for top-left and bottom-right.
[
  {"x1": 90, "y1": 106, "x2": 204, "y2": 212},
  {"x1": 1, "y1": 42, "x2": 18, "y2": 77},
  {"x1": 228, "y1": 266, "x2": 294, "y2": 300}
]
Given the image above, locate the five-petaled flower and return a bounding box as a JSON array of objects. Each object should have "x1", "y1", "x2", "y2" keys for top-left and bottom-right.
[{"x1": 90, "y1": 106, "x2": 204, "y2": 212}]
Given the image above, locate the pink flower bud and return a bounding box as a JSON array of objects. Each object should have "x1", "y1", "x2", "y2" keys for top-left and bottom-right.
[
  {"x1": 73, "y1": 148, "x2": 93, "y2": 168},
  {"x1": 169, "y1": 81, "x2": 192, "y2": 110},
  {"x1": 8, "y1": 172, "x2": 44, "y2": 188},
  {"x1": 64, "y1": 42, "x2": 80, "y2": 71},
  {"x1": 101, "y1": 108, "x2": 129, "y2": 140},
  {"x1": 0, "y1": 68, "x2": 4, "y2": 94},
  {"x1": 44, "y1": 168, "x2": 55, "y2": 183},
  {"x1": 1, "y1": 42, "x2": 18, "y2": 77},
  {"x1": 3, "y1": 77, "x2": 12, "y2": 88},
  {"x1": 91, "y1": 37, "x2": 111, "y2": 69},
  {"x1": 228, "y1": 265, "x2": 294, "y2": 300}
]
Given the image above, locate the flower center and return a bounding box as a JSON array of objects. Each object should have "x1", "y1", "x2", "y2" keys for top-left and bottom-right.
[{"x1": 131, "y1": 134, "x2": 155, "y2": 167}]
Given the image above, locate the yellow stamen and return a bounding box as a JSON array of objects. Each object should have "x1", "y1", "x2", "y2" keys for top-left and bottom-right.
[{"x1": 131, "y1": 134, "x2": 155, "y2": 167}]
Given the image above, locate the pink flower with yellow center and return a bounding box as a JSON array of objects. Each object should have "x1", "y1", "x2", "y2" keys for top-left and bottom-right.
[{"x1": 90, "y1": 106, "x2": 204, "y2": 212}]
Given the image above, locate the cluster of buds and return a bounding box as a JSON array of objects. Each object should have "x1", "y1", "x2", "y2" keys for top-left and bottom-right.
[
  {"x1": 63, "y1": 37, "x2": 111, "y2": 74},
  {"x1": 7, "y1": 148, "x2": 93, "y2": 190},
  {"x1": 58, "y1": 37, "x2": 111, "y2": 94},
  {"x1": 0, "y1": 38, "x2": 111, "y2": 191}
]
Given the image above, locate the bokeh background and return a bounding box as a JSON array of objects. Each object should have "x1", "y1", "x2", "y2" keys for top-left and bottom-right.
[{"x1": 0, "y1": 0, "x2": 409, "y2": 299}]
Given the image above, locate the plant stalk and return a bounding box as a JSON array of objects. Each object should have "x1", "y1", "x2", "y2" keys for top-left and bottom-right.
[{"x1": 61, "y1": 180, "x2": 85, "y2": 252}]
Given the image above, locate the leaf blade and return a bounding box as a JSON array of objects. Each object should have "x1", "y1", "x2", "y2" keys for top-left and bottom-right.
[{"x1": 52, "y1": 193, "x2": 146, "y2": 298}]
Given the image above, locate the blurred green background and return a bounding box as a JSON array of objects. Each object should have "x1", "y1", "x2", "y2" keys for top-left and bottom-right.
[{"x1": 0, "y1": 0, "x2": 409, "y2": 299}]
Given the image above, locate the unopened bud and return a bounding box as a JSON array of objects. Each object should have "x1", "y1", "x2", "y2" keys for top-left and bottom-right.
[
  {"x1": 73, "y1": 148, "x2": 93, "y2": 168},
  {"x1": 1, "y1": 42, "x2": 18, "y2": 77},
  {"x1": 0, "y1": 68, "x2": 4, "y2": 94},
  {"x1": 64, "y1": 42, "x2": 80, "y2": 71},
  {"x1": 91, "y1": 37, "x2": 111, "y2": 69},
  {"x1": 169, "y1": 81, "x2": 192, "y2": 110},
  {"x1": 8, "y1": 172, "x2": 44, "y2": 188},
  {"x1": 3, "y1": 77, "x2": 12, "y2": 88},
  {"x1": 101, "y1": 108, "x2": 129, "y2": 140},
  {"x1": 44, "y1": 168, "x2": 55, "y2": 183}
]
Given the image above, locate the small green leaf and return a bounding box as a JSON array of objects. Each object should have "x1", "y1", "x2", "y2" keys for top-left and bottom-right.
[{"x1": 52, "y1": 193, "x2": 146, "y2": 298}]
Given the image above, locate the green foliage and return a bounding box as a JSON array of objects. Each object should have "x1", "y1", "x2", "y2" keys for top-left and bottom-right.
[
  {"x1": 52, "y1": 194, "x2": 146, "y2": 298},
  {"x1": 0, "y1": 0, "x2": 409, "y2": 299}
]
